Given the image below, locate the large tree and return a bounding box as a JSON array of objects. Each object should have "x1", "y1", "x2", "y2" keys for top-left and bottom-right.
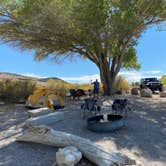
[{"x1": 0, "y1": 0, "x2": 166, "y2": 95}]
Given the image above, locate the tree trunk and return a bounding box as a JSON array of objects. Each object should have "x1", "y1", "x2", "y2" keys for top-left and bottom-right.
[
  {"x1": 99, "y1": 65, "x2": 116, "y2": 96},
  {"x1": 109, "y1": 76, "x2": 116, "y2": 95},
  {"x1": 17, "y1": 126, "x2": 136, "y2": 166}
]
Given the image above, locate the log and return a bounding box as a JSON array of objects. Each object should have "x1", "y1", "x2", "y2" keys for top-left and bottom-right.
[
  {"x1": 17, "y1": 126, "x2": 136, "y2": 166},
  {"x1": 25, "y1": 112, "x2": 64, "y2": 126},
  {"x1": 28, "y1": 107, "x2": 52, "y2": 117}
]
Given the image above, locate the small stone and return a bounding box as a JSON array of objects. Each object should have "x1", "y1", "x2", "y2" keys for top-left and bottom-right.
[
  {"x1": 160, "y1": 92, "x2": 166, "y2": 98},
  {"x1": 103, "y1": 100, "x2": 113, "y2": 106},
  {"x1": 131, "y1": 88, "x2": 140, "y2": 95}
]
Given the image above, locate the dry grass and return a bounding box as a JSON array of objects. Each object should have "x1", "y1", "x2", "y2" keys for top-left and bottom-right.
[{"x1": 0, "y1": 79, "x2": 36, "y2": 102}]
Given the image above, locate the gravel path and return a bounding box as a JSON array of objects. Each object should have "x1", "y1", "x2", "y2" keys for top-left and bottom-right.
[{"x1": 0, "y1": 95, "x2": 166, "y2": 166}]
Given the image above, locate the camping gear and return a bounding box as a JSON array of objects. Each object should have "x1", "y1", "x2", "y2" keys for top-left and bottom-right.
[
  {"x1": 81, "y1": 98, "x2": 101, "y2": 119},
  {"x1": 112, "y1": 99, "x2": 130, "y2": 117},
  {"x1": 87, "y1": 114, "x2": 125, "y2": 132},
  {"x1": 69, "y1": 89, "x2": 86, "y2": 99},
  {"x1": 25, "y1": 89, "x2": 64, "y2": 110}
]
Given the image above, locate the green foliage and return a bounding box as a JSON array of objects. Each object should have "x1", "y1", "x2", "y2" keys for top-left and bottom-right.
[
  {"x1": 131, "y1": 82, "x2": 140, "y2": 87},
  {"x1": 1, "y1": 0, "x2": 165, "y2": 63},
  {"x1": 161, "y1": 75, "x2": 166, "y2": 85},
  {"x1": 0, "y1": 79, "x2": 36, "y2": 102},
  {"x1": 123, "y1": 48, "x2": 141, "y2": 70},
  {"x1": 1, "y1": 0, "x2": 166, "y2": 94}
]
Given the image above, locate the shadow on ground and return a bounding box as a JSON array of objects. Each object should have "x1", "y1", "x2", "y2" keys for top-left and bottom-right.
[{"x1": 0, "y1": 96, "x2": 166, "y2": 166}]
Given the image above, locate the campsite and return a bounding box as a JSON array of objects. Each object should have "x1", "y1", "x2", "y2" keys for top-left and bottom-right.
[
  {"x1": 0, "y1": 90, "x2": 166, "y2": 166},
  {"x1": 0, "y1": 1, "x2": 166, "y2": 166}
]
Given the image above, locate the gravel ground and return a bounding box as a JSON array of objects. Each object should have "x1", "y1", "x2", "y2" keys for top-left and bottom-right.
[{"x1": 0, "y1": 95, "x2": 166, "y2": 166}]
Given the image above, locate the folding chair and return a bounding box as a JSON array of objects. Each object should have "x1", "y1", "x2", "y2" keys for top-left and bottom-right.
[
  {"x1": 112, "y1": 99, "x2": 131, "y2": 117},
  {"x1": 81, "y1": 98, "x2": 101, "y2": 119}
]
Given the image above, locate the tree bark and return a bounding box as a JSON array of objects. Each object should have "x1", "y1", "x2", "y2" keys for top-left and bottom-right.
[
  {"x1": 98, "y1": 53, "x2": 124, "y2": 96},
  {"x1": 99, "y1": 63, "x2": 116, "y2": 96},
  {"x1": 17, "y1": 126, "x2": 136, "y2": 166}
]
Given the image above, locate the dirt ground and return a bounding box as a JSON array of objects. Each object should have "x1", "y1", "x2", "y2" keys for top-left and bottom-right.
[{"x1": 0, "y1": 94, "x2": 166, "y2": 166}]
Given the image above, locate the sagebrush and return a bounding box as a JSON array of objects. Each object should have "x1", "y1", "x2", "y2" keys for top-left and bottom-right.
[{"x1": 0, "y1": 79, "x2": 36, "y2": 102}]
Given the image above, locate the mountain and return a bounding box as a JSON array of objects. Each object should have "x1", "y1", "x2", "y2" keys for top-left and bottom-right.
[{"x1": 0, "y1": 72, "x2": 66, "y2": 83}]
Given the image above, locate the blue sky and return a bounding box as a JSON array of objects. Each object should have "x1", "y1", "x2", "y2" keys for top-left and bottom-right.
[{"x1": 0, "y1": 26, "x2": 166, "y2": 83}]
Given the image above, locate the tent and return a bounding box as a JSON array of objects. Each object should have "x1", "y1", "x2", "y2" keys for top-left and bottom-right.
[{"x1": 25, "y1": 89, "x2": 64, "y2": 110}]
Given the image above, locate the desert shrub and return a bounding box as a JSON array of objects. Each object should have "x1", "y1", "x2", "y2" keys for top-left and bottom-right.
[
  {"x1": 46, "y1": 79, "x2": 95, "y2": 96},
  {"x1": 43, "y1": 77, "x2": 130, "y2": 96},
  {"x1": 131, "y1": 82, "x2": 140, "y2": 87},
  {"x1": 45, "y1": 79, "x2": 69, "y2": 97},
  {"x1": 114, "y1": 76, "x2": 131, "y2": 93},
  {"x1": 161, "y1": 75, "x2": 166, "y2": 85},
  {"x1": 0, "y1": 79, "x2": 36, "y2": 102}
]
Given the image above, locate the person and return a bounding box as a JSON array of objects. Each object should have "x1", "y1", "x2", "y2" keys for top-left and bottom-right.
[{"x1": 91, "y1": 79, "x2": 100, "y2": 98}]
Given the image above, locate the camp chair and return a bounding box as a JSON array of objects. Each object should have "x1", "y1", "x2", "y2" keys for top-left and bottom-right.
[
  {"x1": 81, "y1": 98, "x2": 101, "y2": 119},
  {"x1": 112, "y1": 99, "x2": 131, "y2": 117}
]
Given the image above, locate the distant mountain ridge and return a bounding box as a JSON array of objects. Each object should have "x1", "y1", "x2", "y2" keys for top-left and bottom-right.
[{"x1": 0, "y1": 72, "x2": 66, "y2": 83}]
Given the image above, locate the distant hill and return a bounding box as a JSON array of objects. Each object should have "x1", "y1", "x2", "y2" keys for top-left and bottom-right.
[{"x1": 0, "y1": 72, "x2": 67, "y2": 83}]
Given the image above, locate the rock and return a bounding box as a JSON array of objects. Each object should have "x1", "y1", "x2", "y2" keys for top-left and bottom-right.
[
  {"x1": 56, "y1": 146, "x2": 82, "y2": 166},
  {"x1": 140, "y1": 88, "x2": 152, "y2": 98},
  {"x1": 160, "y1": 92, "x2": 166, "y2": 98},
  {"x1": 131, "y1": 88, "x2": 140, "y2": 95},
  {"x1": 103, "y1": 99, "x2": 113, "y2": 106}
]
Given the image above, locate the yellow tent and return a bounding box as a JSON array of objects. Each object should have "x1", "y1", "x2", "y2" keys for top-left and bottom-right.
[{"x1": 25, "y1": 89, "x2": 64, "y2": 110}]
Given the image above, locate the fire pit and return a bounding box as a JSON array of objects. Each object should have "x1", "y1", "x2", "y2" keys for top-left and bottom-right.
[{"x1": 87, "y1": 114, "x2": 125, "y2": 132}]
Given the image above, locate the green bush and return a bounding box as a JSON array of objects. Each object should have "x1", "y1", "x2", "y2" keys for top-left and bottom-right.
[
  {"x1": 161, "y1": 75, "x2": 166, "y2": 85},
  {"x1": 0, "y1": 79, "x2": 36, "y2": 102}
]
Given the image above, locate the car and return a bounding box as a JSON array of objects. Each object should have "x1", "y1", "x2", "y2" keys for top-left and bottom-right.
[{"x1": 140, "y1": 78, "x2": 163, "y2": 92}]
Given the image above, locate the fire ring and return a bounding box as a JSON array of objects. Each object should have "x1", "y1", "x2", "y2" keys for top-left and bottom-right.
[{"x1": 87, "y1": 114, "x2": 125, "y2": 132}]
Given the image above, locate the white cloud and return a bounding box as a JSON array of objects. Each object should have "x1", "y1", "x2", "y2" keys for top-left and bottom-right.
[
  {"x1": 143, "y1": 70, "x2": 162, "y2": 74},
  {"x1": 20, "y1": 73, "x2": 46, "y2": 78},
  {"x1": 119, "y1": 71, "x2": 142, "y2": 82},
  {"x1": 61, "y1": 70, "x2": 163, "y2": 84},
  {"x1": 20, "y1": 70, "x2": 163, "y2": 84},
  {"x1": 61, "y1": 74, "x2": 100, "y2": 84},
  {"x1": 119, "y1": 70, "x2": 163, "y2": 82}
]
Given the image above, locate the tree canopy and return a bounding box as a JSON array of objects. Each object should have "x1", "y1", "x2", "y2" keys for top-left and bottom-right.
[{"x1": 0, "y1": 0, "x2": 166, "y2": 95}]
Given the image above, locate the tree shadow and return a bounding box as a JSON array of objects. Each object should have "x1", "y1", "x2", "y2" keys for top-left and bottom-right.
[
  {"x1": 0, "y1": 141, "x2": 57, "y2": 166},
  {"x1": 53, "y1": 96, "x2": 166, "y2": 164},
  {"x1": 1, "y1": 96, "x2": 166, "y2": 165}
]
